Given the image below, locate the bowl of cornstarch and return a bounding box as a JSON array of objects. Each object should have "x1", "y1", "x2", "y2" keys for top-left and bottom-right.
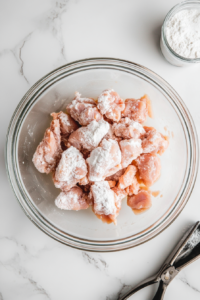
[{"x1": 161, "y1": 1, "x2": 200, "y2": 67}]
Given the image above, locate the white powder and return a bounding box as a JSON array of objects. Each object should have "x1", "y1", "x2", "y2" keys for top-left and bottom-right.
[
  {"x1": 55, "y1": 146, "x2": 87, "y2": 183},
  {"x1": 165, "y1": 9, "x2": 200, "y2": 58},
  {"x1": 58, "y1": 112, "x2": 71, "y2": 126},
  {"x1": 55, "y1": 186, "x2": 87, "y2": 210},
  {"x1": 55, "y1": 190, "x2": 80, "y2": 210},
  {"x1": 74, "y1": 91, "x2": 96, "y2": 105},
  {"x1": 91, "y1": 181, "x2": 116, "y2": 215},
  {"x1": 97, "y1": 89, "x2": 114, "y2": 114},
  {"x1": 113, "y1": 117, "x2": 145, "y2": 138},
  {"x1": 80, "y1": 119, "x2": 109, "y2": 150},
  {"x1": 87, "y1": 139, "x2": 121, "y2": 181},
  {"x1": 120, "y1": 138, "x2": 142, "y2": 168}
]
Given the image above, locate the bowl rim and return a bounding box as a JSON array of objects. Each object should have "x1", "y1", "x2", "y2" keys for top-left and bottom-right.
[
  {"x1": 161, "y1": 0, "x2": 200, "y2": 63},
  {"x1": 6, "y1": 57, "x2": 199, "y2": 252}
]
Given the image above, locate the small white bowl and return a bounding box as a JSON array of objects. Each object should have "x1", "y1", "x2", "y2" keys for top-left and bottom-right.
[{"x1": 160, "y1": 1, "x2": 200, "y2": 67}]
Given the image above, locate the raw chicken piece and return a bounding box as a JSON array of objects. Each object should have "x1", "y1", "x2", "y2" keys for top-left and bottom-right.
[
  {"x1": 51, "y1": 111, "x2": 79, "y2": 149},
  {"x1": 87, "y1": 139, "x2": 121, "y2": 181},
  {"x1": 79, "y1": 176, "x2": 89, "y2": 185},
  {"x1": 112, "y1": 117, "x2": 145, "y2": 139},
  {"x1": 66, "y1": 92, "x2": 102, "y2": 126},
  {"x1": 136, "y1": 153, "x2": 161, "y2": 186},
  {"x1": 55, "y1": 186, "x2": 89, "y2": 210},
  {"x1": 91, "y1": 181, "x2": 116, "y2": 215},
  {"x1": 32, "y1": 119, "x2": 62, "y2": 174},
  {"x1": 119, "y1": 138, "x2": 142, "y2": 168},
  {"x1": 51, "y1": 111, "x2": 79, "y2": 137},
  {"x1": 127, "y1": 190, "x2": 152, "y2": 210},
  {"x1": 105, "y1": 168, "x2": 126, "y2": 181},
  {"x1": 105, "y1": 164, "x2": 122, "y2": 178},
  {"x1": 68, "y1": 119, "x2": 109, "y2": 151},
  {"x1": 107, "y1": 181, "x2": 116, "y2": 188},
  {"x1": 142, "y1": 127, "x2": 169, "y2": 155},
  {"x1": 54, "y1": 146, "x2": 87, "y2": 191},
  {"x1": 117, "y1": 165, "x2": 137, "y2": 189},
  {"x1": 104, "y1": 123, "x2": 122, "y2": 142},
  {"x1": 125, "y1": 177, "x2": 139, "y2": 195},
  {"x1": 112, "y1": 187, "x2": 127, "y2": 210},
  {"x1": 122, "y1": 94, "x2": 151, "y2": 123},
  {"x1": 97, "y1": 89, "x2": 125, "y2": 122}
]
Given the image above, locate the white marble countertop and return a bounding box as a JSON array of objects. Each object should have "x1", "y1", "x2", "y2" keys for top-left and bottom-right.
[{"x1": 1, "y1": 0, "x2": 200, "y2": 299}]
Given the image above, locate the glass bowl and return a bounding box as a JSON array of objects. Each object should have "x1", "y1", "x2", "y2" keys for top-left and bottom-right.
[
  {"x1": 6, "y1": 58, "x2": 198, "y2": 251},
  {"x1": 160, "y1": 1, "x2": 200, "y2": 67}
]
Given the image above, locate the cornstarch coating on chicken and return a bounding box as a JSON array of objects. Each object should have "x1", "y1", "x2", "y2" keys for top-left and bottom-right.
[
  {"x1": 32, "y1": 89, "x2": 169, "y2": 224},
  {"x1": 55, "y1": 186, "x2": 89, "y2": 210},
  {"x1": 32, "y1": 119, "x2": 62, "y2": 174},
  {"x1": 113, "y1": 117, "x2": 145, "y2": 139},
  {"x1": 119, "y1": 138, "x2": 142, "y2": 168},
  {"x1": 122, "y1": 94, "x2": 151, "y2": 123},
  {"x1": 51, "y1": 111, "x2": 79, "y2": 149},
  {"x1": 51, "y1": 111, "x2": 79, "y2": 137},
  {"x1": 87, "y1": 138, "x2": 121, "y2": 181},
  {"x1": 66, "y1": 92, "x2": 102, "y2": 126},
  {"x1": 91, "y1": 181, "x2": 116, "y2": 216},
  {"x1": 142, "y1": 126, "x2": 169, "y2": 155},
  {"x1": 54, "y1": 146, "x2": 87, "y2": 191},
  {"x1": 97, "y1": 89, "x2": 125, "y2": 122},
  {"x1": 68, "y1": 119, "x2": 109, "y2": 151}
]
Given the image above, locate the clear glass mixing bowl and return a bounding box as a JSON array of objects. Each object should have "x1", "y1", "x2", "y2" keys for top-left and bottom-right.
[{"x1": 6, "y1": 58, "x2": 198, "y2": 251}]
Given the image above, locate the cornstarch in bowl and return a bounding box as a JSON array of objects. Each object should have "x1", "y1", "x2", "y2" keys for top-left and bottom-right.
[{"x1": 160, "y1": 1, "x2": 200, "y2": 66}]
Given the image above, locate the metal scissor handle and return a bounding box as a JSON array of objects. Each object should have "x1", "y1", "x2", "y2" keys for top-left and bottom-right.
[
  {"x1": 119, "y1": 221, "x2": 200, "y2": 300},
  {"x1": 119, "y1": 275, "x2": 159, "y2": 300}
]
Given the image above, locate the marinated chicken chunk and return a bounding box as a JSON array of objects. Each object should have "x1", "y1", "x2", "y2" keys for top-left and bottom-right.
[
  {"x1": 32, "y1": 119, "x2": 62, "y2": 174},
  {"x1": 136, "y1": 153, "x2": 161, "y2": 186},
  {"x1": 54, "y1": 146, "x2": 87, "y2": 191},
  {"x1": 51, "y1": 111, "x2": 79, "y2": 137},
  {"x1": 122, "y1": 94, "x2": 151, "y2": 123},
  {"x1": 91, "y1": 181, "x2": 118, "y2": 224},
  {"x1": 113, "y1": 117, "x2": 145, "y2": 139},
  {"x1": 105, "y1": 163, "x2": 122, "y2": 178},
  {"x1": 97, "y1": 89, "x2": 125, "y2": 122},
  {"x1": 104, "y1": 123, "x2": 122, "y2": 142},
  {"x1": 107, "y1": 181, "x2": 116, "y2": 188},
  {"x1": 125, "y1": 177, "x2": 140, "y2": 195},
  {"x1": 66, "y1": 92, "x2": 102, "y2": 126},
  {"x1": 79, "y1": 176, "x2": 89, "y2": 185},
  {"x1": 55, "y1": 186, "x2": 89, "y2": 210},
  {"x1": 117, "y1": 165, "x2": 137, "y2": 190},
  {"x1": 105, "y1": 168, "x2": 126, "y2": 181},
  {"x1": 142, "y1": 127, "x2": 169, "y2": 155},
  {"x1": 87, "y1": 139, "x2": 121, "y2": 181},
  {"x1": 127, "y1": 190, "x2": 152, "y2": 211},
  {"x1": 119, "y1": 138, "x2": 142, "y2": 168},
  {"x1": 51, "y1": 111, "x2": 79, "y2": 149},
  {"x1": 112, "y1": 187, "x2": 128, "y2": 210},
  {"x1": 68, "y1": 119, "x2": 109, "y2": 151}
]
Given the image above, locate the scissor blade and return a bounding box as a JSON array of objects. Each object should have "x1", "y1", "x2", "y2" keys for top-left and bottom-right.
[
  {"x1": 164, "y1": 222, "x2": 200, "y2": 267},
  {"x1": 174, "y1": 223, "x2": 200, "y2": 271}
]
